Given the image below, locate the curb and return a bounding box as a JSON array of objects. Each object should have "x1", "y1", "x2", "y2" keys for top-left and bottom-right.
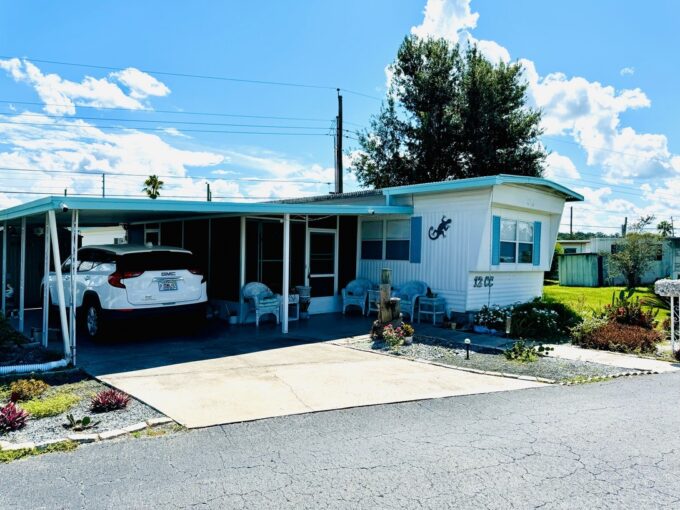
[
  {"x1": 559, "y1": 369, "x2": 658, "y2": 385},
  {"x1": 0, "y1": 416, "x2": 174, "y2": 451}
]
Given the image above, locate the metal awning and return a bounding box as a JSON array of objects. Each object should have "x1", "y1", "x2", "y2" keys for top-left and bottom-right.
[{"x1": 0, "y1": 196, "x2": 412, "y2": 226}]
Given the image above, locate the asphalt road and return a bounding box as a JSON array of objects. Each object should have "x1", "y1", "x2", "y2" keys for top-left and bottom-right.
[{"x1": 2, "y1": 373, "x2": 680, "y2": 509}]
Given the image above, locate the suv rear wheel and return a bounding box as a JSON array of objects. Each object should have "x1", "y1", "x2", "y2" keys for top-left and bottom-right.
[{"x1": 82, "y1": 297, "x2": 105, "y2": 340}]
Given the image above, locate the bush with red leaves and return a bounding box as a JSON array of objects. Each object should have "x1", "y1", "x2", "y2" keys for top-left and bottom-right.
[
  {"x1": 0, "y1": 402, "x2": 29, "y2": 434},
  {"x1": 574, "y1": 322, "x2": 661, "y2": 354},
  {"x1": 90, "y1": 389, "x2": 131, "y2": 413}
]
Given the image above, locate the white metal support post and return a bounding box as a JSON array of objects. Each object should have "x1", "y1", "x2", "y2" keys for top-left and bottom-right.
[
  {"x1": 18, "y1": 216, "x2": 26, "y2": 333},
  {"x1": 1, "y1": 221, "x2": 6, "y2": 317},
  {"x1": 69, "y1": 209, "x2": 78, "y2": 365},
  {"x1": 239, "y1": 215, "x2": 246, "y2": 322},
  {"x1": 48, "y1": 209, "x2": 71, "y2": 360},
  {"x1": 282, "y1": 213, "x2": 290, "y2": 334},
  {"x1": 41, "y1": 213, "x2": 51, "y2": 347},
  {"x1": 672, "y1": 295, "x2": 676, "y2": 353}
]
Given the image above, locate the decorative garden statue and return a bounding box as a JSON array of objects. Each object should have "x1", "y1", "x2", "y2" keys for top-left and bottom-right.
[{"x1": 371, "y1": 268, "x2": 404, "y2": 340}]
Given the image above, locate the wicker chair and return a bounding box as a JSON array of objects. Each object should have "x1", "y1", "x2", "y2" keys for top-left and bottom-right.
[
  {"x1": 241, "y1": 282, "x2": 282, "y2": 326},
  {"x1": 392, "y1": 281, "x2": 428, "y2": 320},
  {"x1": 341, "y1": 278, "x2": 374, "y2": 315}
]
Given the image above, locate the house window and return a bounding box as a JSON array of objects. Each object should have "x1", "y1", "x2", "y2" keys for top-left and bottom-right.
[
  {"x1": 500, "y1": 219, "x2": 533, "y2": 264},
  {"x1": 144, "y1": 224, "x2": 161, "y2": 246},
  {"x1": 361, "y1": 221, "x2": 383, "y2": 260},
  {"x1": 385, "y1": 220, "x2": 410, "y2": 260},
  {"x1": 361, "y1": 219, "x2": 411, "y2": 261}
]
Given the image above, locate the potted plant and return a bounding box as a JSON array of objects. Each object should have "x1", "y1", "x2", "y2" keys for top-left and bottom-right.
[{"x1": 402, "y1": 323, "x2": 415, "y2": 345}]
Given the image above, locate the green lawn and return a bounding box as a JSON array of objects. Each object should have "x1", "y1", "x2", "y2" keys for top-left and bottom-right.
[{"x1": 543, "y1": 284, "x2": 669, "y2": 323}]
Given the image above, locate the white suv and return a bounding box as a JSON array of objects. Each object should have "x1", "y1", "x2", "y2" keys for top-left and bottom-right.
[{"x1": 44, "y1": 245, "x2": 208, "y2": 339}]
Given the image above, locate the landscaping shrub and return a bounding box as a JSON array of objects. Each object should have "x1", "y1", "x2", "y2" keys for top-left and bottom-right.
[
  {"x1": 572, "y1": 322, "x2": 661, "y2": 354},
  {"x1": 570, "y1": 316, "x2": 609, "y2": 345},
  {"x1": 0, "y1": 402, "x2": 29, "y2": 434},
  {"x1": 9, "y1": 379, "x2": 49, "y2": 402},
  {"x1": 510, "y1": 298, "x2": 581, "y2": 340},
  {"x1": 90, "y1": 389, "x2": 130, "y2": 413},
  {"x1": 475, "y1": 304, "x2": 512, "y2": 331},
  {"x1": 21, "y1": 392, "x2": 80, "y2": 418},
  {"x1": 602, "y1": 289, "x2": 657, "y2": 329},
  {"x1": 504, "y1": 341, "x2": 539, "y2": 363}
]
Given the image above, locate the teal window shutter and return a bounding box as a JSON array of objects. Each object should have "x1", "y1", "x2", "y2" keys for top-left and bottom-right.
[
  {"x1": 491, "y1": 216, "x2": 501, "y2": 265},
  {"x1": 533, "y1": 221, "x2": 542, "y2": 266},
  {"x1": 410, "y1": 216, "x2": 422, "y2": 263}
]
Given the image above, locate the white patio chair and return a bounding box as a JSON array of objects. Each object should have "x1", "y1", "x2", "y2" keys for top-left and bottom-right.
[
  {"x1": 392, "y1": 280, "x2": 428, "y2": 320},
  {"x1": 241, "y1": 282, "x2": 282, "y2": 326},
  {"x1": 341, "y1": 278, "x2": 374, "y2": 315}
]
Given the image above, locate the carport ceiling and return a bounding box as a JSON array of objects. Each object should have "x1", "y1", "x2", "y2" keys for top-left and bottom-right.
[{"x1": 0, "y1": 196, "x2": 413, "y2": 227}]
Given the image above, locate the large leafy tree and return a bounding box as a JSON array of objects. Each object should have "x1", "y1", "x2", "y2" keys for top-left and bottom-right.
[
  {"x1": 352, "y1": 36, "x2": 546, "y2": 187},
  {"x1": 610, "y1": 216, "x2": 660, "y2": 288}
]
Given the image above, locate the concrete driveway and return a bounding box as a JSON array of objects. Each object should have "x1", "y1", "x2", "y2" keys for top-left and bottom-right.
[{"x1": 73, "y1": 314, "x2": 545, "y2": 428}]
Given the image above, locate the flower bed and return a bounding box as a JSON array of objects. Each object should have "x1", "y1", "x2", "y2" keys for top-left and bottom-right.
[
  {"x1": 0, "y1": 370, "x2": 166, "y2": 448},
  {"x1": 353, "y1": 336, "x2": 639, "y2": 383}
]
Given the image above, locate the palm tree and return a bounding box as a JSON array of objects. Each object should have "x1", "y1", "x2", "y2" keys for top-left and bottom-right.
[
  {"x1": 142, "y1": 175, "x2": 164, "y2": 199},
  {"x1": 657, "y1": 220, "x2": 674, "y2": 237}
]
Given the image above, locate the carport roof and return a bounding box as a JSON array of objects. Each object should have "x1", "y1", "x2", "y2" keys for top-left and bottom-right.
[{"x1": 0, "y1": 195, "x2": 412, "y2": 226}]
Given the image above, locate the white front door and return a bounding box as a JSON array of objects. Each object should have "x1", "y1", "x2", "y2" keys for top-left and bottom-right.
[{"x1": 306, "y1": 229, "x2": 338, "y2": 313}]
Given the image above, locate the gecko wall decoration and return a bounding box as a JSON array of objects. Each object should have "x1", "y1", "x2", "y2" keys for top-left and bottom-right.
[{"x1": 428, "y1": 215, "x2": 452, "y2": 240}]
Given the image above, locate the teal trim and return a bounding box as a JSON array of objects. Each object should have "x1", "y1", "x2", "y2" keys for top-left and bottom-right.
[
  {"x1": 382, "y1": 174, "x2": 584, "y2": 202},
  {"x1": 491, "y1": 215, "x2": 501, "y2": 265},
  {"x1": 410, "y1": 216, "x2": 422, "y2": 263},
  {"x1": 533, "y1": 221, "x2": 542, "y2": 266},
  {"x1": 0, "y1": 196, "x2": 413, "y2": 223}
]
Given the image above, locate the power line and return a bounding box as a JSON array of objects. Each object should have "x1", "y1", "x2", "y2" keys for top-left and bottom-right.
[
  {"x1": 0, "y1": 111, "x2": 335, "y2": 130},
  {"x1": 0, "y1": 188, "x2": 305, "y2": 200},
  {"x1": 0, "y1": 119, "x2": 333, "y2": 136},
  {"x1": 0, "y1": 165, "x2": 332, "y2": 184},
  {"x1": 0, "y1": 55, "x2": 339, "y2": 91},
  {"x1": 0, "y1": 55, "x2": 383, "y2": 102},
  {"x1": 0, "y1": 99, "x2": 334, "y2": 122}
]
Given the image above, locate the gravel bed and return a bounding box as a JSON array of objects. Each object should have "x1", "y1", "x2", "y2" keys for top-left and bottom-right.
[
  {"x1": 355, "y1": 337, "x2": 639, "y2": 382},
  {"x1": 2, "y1": 375, "x2": 163, "y2": 445}
]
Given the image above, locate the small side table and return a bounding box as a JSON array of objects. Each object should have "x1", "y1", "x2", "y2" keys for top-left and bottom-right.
[
  {"x1": 285, "y1": 294, "x2": 300, "y2": 322},
  {"x1": 418, "y1": 296, "x2": 446, "y2": 324}
]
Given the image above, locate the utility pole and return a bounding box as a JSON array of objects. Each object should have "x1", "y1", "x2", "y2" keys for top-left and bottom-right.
[
  {"x1": 334, "y1": 89, "x2": 343, "y2": 194},
  {"x1": 206, "y1": 182, "x2": 212, "y2": 202},
  {"x1": 102, "y1": 173, "x2": 106, "y2": 198},
  {"x1": 622, "y1": 217, "x2": 628, "y2": 237},
  {"x1": 570, "y1": 207, "x2": 573, "y2": 236},
  {"x1": 64, "y1": 189, "x2": 67, "y2": 197},
  {"x1": 672, "y1": 216, "x2": 676, "y2": 237}
]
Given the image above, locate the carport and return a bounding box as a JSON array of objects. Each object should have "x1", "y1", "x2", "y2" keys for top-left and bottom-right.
[{"x1": 0, "y1": 195, "x2": 412, "y2": 371}]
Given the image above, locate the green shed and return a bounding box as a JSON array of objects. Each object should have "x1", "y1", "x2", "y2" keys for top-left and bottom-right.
[{"x1": 558, "y1": 253, "x2": 605, "y2": 287}]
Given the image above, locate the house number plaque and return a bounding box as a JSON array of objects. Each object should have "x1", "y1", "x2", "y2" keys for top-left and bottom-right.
[{"x1": 473, "y1": 276, "x2": 494, "y2": 288}]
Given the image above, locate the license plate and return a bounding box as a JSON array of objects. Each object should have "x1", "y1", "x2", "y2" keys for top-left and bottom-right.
[{"x1": 158, "y1": 279, "x2": 178, "y2": 292}]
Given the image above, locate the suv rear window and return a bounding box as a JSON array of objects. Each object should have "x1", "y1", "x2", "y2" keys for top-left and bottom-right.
[{"x1": 117, "y1": 251, "x2": 199, "y2": 272}]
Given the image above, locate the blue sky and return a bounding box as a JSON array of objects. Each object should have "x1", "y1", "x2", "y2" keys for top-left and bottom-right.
[{"x1": 0, "y1": 0, "x2": 678, "y2": 233}]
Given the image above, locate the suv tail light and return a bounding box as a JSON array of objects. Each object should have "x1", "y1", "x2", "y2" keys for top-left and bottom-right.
[
  {"x1": 108, "y1": 270, "x2": 143, "y2": 289},
  {"x1": 188, "y1": 268, "x2": 206, "y2": 283}
]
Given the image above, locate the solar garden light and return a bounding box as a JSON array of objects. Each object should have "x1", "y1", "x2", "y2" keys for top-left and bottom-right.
[{"x1": 464, "y1": 338, "x2": 471, "y2": 360}]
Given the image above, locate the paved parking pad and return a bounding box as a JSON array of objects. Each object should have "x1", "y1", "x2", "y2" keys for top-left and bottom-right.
[{"x1": 97, "y1": 341, "x2": 545, "y2": 428}]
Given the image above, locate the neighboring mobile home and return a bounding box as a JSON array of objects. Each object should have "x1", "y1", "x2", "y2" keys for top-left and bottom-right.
[{"x1": 558, "y1": 236, "x2": 680, "y2": 286}]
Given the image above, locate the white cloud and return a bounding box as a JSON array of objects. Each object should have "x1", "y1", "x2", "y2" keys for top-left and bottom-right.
[
  {"x1": 620, "y1": 67, "x2": 635, "y2": 76},
  {"x1": 0, "y1": 58, "x2": 168, "y2": 115},
  {"x1": 110, "y1": 68, "x2": 170, "y2": 99},
  {"x1": 411, "y1": 0, "x2": 509, "y2": 63},
  {"x1": 544, "y1": 152, "x2": 580, "y2": 180}
]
